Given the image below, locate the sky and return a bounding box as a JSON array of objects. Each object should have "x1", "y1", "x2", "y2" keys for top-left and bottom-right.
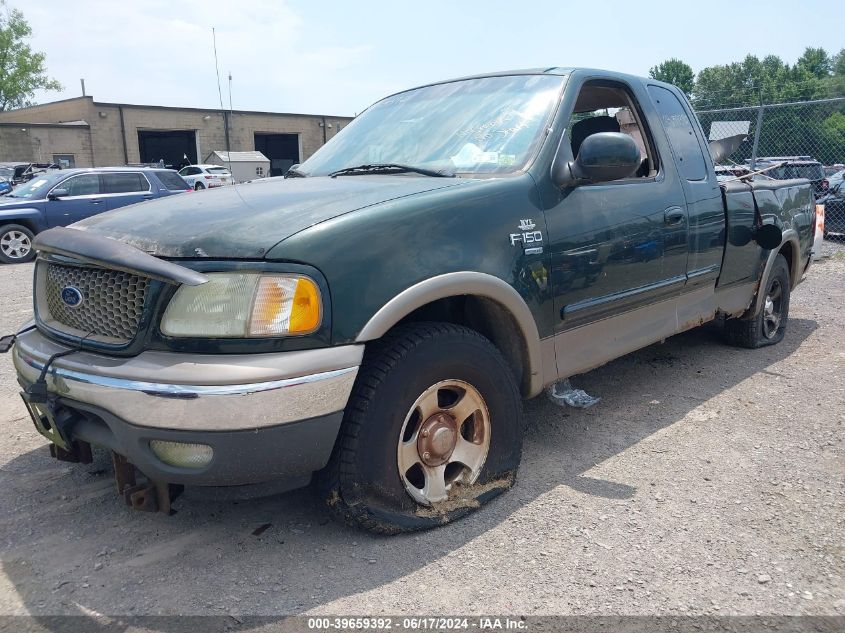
[{"x1": 13, "y1": 0, "x2": 845, "y2": 117}]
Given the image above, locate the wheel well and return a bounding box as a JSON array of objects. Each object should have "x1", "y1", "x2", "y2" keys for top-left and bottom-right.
[
  {"x1": 0, "y1": 219, "x2": 37, "y2": 235},
  {"x1": 395, "y1": 295, "x2": 531, "y2": 396},
  {"x1": 778, "y1": 241, "x2": 795, "y2": 287}
]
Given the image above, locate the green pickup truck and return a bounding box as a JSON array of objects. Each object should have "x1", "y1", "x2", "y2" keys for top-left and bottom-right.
[{"x1": 9, "y1": 68, "x2": 815, "y2": 532}]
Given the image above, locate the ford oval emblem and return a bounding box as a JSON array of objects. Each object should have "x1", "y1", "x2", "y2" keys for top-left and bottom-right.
[{"x1": 60, "y1": 286, "x2": 84, "y2": 308}]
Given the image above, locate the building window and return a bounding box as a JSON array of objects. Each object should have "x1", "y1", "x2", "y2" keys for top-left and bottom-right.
[
  {"x1": 53, "y1": 154, "x2": 75, "y2": 168},
  {"x1": 256, "y1": 166, "x2": 264, "y2": 176}
]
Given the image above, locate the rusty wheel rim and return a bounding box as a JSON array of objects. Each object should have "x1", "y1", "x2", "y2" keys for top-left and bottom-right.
[{"x1": 397, "y1": 379, "x2": 491, "y2": 505}]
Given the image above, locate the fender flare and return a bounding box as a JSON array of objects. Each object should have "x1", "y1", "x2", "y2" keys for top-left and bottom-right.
[
  {"x1": 0, "y1": 208, "x2": 43, "y2": 228},
  {"x1": 355, "y1": 271, "x2": 544, "y2": 397},
  {"x1": 751, "y1": 229, "x2": 800, "y2": 316}
]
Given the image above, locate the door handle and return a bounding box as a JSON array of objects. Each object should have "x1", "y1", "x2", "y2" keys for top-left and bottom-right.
[
  {"x1": 664, "y1": 207, "x2": 685, "y2": 226},
  {"x1": 91, "y1": 199, "x2": 103, "y2": 204}
]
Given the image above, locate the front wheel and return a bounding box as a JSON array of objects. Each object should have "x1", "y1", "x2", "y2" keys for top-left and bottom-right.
[
  {"x1": 0, "y1": 224, "x2": 36, "y2": 264},
  {"x1": 725, "y1": 253, "x2": 791, "y2": 348},
  {"x1": 319, "y1": 322, "x2": 523, "y2": 533}
]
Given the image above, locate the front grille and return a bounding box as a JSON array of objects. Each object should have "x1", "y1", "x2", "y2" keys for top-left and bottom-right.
[{"x1": 40, "y1": 262, "x2": 149, "y2": 343}]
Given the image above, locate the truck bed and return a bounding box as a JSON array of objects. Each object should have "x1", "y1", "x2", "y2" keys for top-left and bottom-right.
[{"x1": 719, "y1": 178, "x2": 815, "y2": 290}]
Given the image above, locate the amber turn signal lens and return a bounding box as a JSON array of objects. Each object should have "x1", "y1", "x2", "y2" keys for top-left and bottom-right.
[
  {"x1": 289, "y1": 277, "x2": 321, "y2": 333},
  {"x1": 248, "y1": 275, "x2": 321, "y2": 336}
]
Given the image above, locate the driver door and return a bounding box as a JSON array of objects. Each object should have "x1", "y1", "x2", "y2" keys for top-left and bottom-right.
[{"x1": 544, "y1": 78, "x2": 689, "y2": 376}]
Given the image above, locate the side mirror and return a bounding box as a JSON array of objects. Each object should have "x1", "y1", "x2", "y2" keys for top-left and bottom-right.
[
  {"x1": 553, "y1": 132, "x2": 641, "y2": 188},
  {"x1": 47, "y1": 188, "x2": 68, "y2": 200}
]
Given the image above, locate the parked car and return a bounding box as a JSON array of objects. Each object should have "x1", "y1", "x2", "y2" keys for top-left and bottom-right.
[
  {"x1": 0, "y1": 168, "x2": 12, "y2": 196},
  {"x1": 826, "y1": 168, "x2": 845, "y2": 190},
  {"x1": 748, "y1": 156, "x2": 829, "y2": 198},
  {"x1": 177, "y1": 164, "x2": 233, "y2": 190},
  {"x1": 0, "y1": 162, "x2": 62, "y2": 185},
  {"x1": 0, "y1": 167, "x2": 191, "y2": 263},
  {"x1": 818, "y1": 182, "x2": 845, "y2": 236},
  {"x1": 7, "y1": 68, "x2": 815, "y2": 532}
]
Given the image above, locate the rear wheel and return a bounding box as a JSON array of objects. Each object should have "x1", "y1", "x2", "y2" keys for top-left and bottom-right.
[
  {"x1": 194, "y1": 182, "x2": 205, "y2": 190},
  {"x1": 725, "y1": 253, "x2": 791, "y2": 348},
  {"x1": 319, "y1": 322, "x2": 523, "y2": 534},
  {"x1": 0, "y1": 224, "x2": 35, "y2": 264}
]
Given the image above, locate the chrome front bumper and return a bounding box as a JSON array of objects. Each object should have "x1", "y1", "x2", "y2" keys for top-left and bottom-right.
[{"x1": 13, "y1": 328, "x2": 362, "y2": 431}]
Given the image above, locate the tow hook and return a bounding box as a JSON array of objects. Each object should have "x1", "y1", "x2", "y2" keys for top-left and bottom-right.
[
  {"x1": 0, "y1": 334, "x2": 17, "y2": 353},
  {"x1": 0, "y1": 324, "x2": 37, "y2": 353},
  {"x1": 112, "y1": 452, "x2": 183, "y2": 515}
]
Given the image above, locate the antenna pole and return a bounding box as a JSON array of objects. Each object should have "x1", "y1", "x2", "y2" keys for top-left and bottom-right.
[{"x1": 212, "y1": 28, "x2": 232, "y2": 170}]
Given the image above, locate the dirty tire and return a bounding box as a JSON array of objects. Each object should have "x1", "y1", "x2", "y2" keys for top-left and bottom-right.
[
  {"x1": 317, "y1": 322, "x2": 523, "y2": 534},
  {"x1": 0, "y1": 224, "x2": 36, "y2": 264},
  {"x1": 725, "y1": 253, "x2": 791, "y2": 348}
]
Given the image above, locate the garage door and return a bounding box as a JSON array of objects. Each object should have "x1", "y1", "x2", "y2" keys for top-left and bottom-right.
[{"x1": 138, "y1": 130, "x2": 197, "y2": 170}]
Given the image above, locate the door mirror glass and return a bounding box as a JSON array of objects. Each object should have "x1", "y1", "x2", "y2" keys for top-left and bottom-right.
[
  {"x1": 560, "y1": 132, "x2": 641, "y2": 186},
  {"x1": 48, "y1": 188, "x2": 68, "y2": 200}
]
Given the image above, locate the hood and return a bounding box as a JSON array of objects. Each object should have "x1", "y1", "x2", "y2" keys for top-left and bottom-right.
[
  {"x1": 0, "y1": 196, "x2": 41, "y2": 209},
  {"x1": 76, "y1": 176, "x2": 466, "y2": 258}
]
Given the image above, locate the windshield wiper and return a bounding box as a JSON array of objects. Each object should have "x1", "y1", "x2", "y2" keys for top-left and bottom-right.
[
  {"x1": 284, "y1": 167, "x2": 307, "y2": 178},
  {"x1": 328, "y1": 163, "x2": 454, "y2": 178}
]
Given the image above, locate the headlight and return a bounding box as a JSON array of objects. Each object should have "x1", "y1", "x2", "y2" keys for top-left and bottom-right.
[{"x1": 160, "y1": 273, "x2": 322, "y2": 337}]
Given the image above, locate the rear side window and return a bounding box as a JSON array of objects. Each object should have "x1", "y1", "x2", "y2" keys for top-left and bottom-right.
[
  {"x1": 62, "y1": 174, "x2": 101, "y2": 196},
  {"x1": 155, "y1": 170, "x2": 191, "y2": 190},
  {"x1": 207, "y1": 167, "x2": 229, "y2": 174},
  {"x1": 102, "y1": 172, "x2": 149, "y2": 194},
  {"x1": 767, "y1": 164, "x2": 823, "y2": 180},
  {"x1": 647, "y1": 85, "x2": 707, "y2": 181},
  {"x1": 796, "y1": 165, "x2": 823, "y2": 180}
]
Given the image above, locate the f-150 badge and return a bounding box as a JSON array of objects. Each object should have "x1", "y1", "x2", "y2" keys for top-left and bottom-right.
[{"x1": 510, "y1": 219, "x2": 543, "y2": 254}]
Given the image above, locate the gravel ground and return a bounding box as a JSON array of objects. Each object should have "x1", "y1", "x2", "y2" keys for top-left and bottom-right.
[{"x1": 0, "y1": 247, "x2": 842, "y2": 619}]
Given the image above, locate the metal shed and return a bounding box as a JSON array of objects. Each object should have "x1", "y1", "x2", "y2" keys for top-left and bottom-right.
[{"x1": 205, "y1": 151, "x2": 271, "y2": 183}]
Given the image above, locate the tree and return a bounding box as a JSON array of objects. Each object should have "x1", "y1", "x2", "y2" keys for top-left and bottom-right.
[
  {"x1": 796, "y1": 47, "x2": 831, "y2": 79},
  {"x1": 0, "y1": 1, "x2": 61, "y2": 110},
  {"x1": 648, "y1": 58, "x2": 695, "y2": 95},
  {"x1": 834, "y1": 49, "x2": 845, "y2": 76},
  {"x1": 692, "y1": 53, "x2": 830, "y2": 108}
]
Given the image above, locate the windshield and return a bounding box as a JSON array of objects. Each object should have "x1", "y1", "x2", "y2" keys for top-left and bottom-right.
[
  {"x1": 6, "y1": 172, "x2": 65, "y2": 198},
  {"x1": 299, "y1": 74, "x2": 565, "y2": 177}
]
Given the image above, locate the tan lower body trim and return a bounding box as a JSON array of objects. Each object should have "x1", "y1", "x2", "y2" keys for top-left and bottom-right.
[{"x1": 552, "y1": 286, "x2": 714, "y2": 382}]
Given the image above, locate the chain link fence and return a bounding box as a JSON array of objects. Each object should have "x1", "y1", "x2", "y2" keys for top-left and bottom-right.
[{"x1": 695, "y1": 97, "x2": 845, "y2": 239}]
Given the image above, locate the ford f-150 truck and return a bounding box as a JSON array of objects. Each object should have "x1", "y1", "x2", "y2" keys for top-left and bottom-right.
[{"x1": 7, "y1": 68, "x2": 815, "y2": 533}]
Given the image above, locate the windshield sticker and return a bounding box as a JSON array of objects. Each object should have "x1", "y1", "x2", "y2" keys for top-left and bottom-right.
[
  {"x1": 498, "y1": 154, "x2": 516, "y2": 166},
  {"x1": 451, "y1": 143, "x2": 499, "y2": 168}
]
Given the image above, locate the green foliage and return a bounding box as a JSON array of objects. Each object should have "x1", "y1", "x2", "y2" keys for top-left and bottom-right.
[
  {"x1": 0, "y1": 1, "x2": 61, "y2": 110},
  {"x1": 651, "y1": 48, "x2": 845, "y2": 165},
  {"x1": 692, "y1": 52, "x2": 833, "y2": 108},
  {"x1": 648, "y1": 58, "x2": 694, "y2": 95}
]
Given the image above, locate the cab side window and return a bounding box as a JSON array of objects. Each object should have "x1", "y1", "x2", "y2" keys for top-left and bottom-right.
[
  {"x1": 647, "y1": 85, "x2": 707, "y2": 182},
  {"x1": 61, "y1": 174, "x2": 101, "y2": 196},
  {"x1": 568, "y1": 80, "x2": 658, "y2": 179}
]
